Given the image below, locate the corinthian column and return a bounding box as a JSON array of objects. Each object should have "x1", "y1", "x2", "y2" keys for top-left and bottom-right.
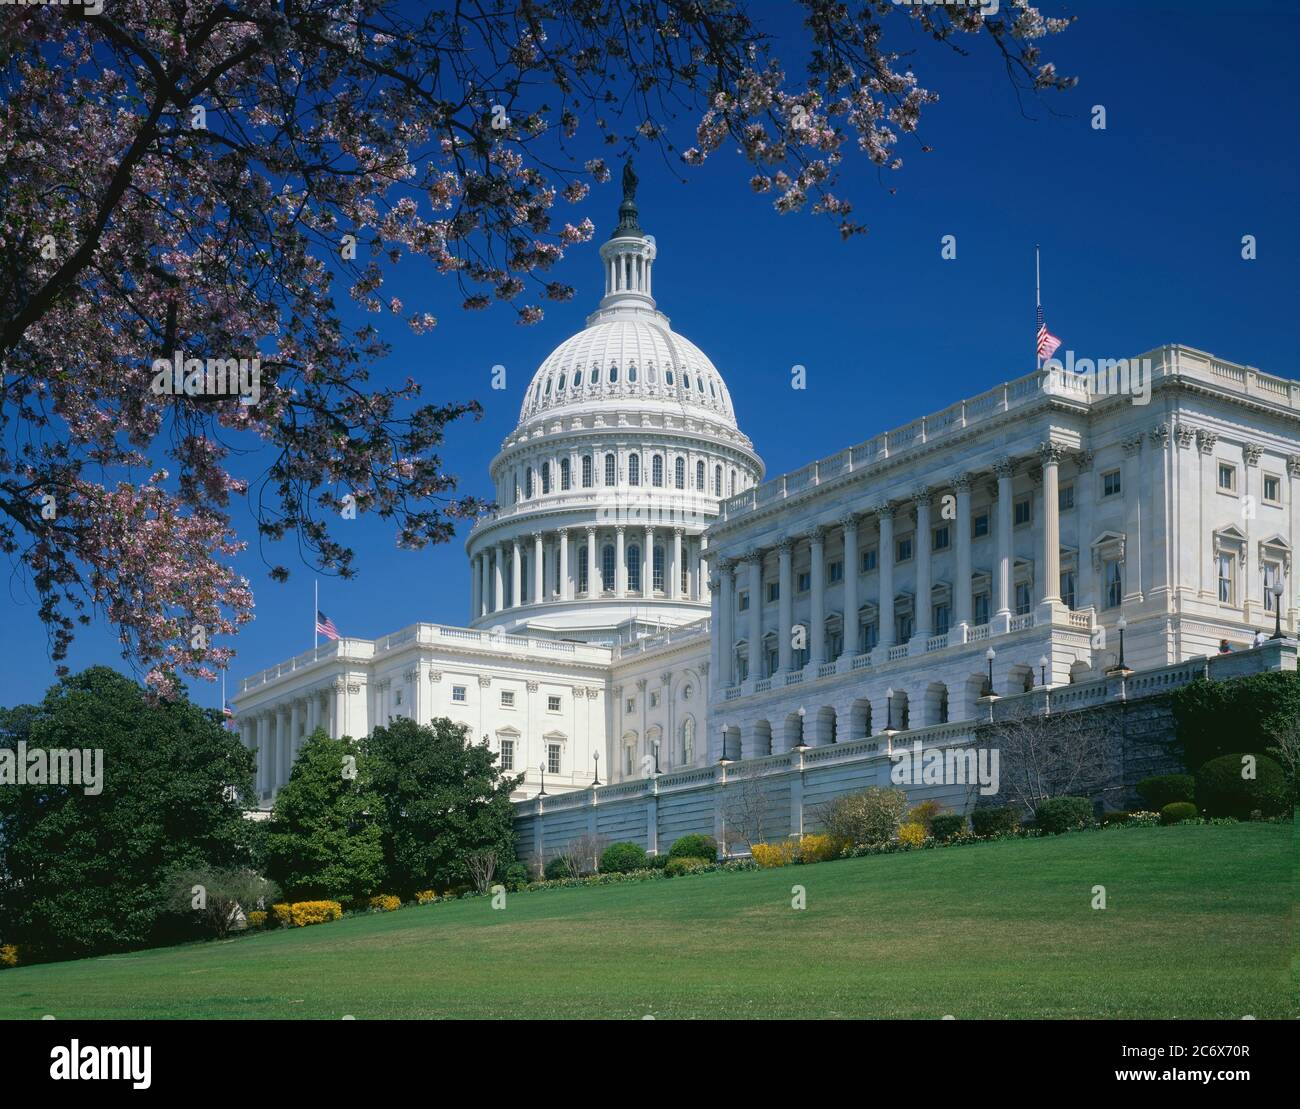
[
  {"x1": 953, "y1": 474, "x2": 973, "y2": 639},
  {"x1": 809, "y1": 527, "x2": 826, "y2": 665},
  {"x1": 840, "y1": 515, "x2": 859, "y2": 662},
  {"x1": 777, "y1": 538, "x2": 794, "y2": 672},
  {"x1": 877, "y1": 505, "x2": 896, "y2": 650},
  {"x1": 1038, "y1": 441, "x2": 1065, "y2": 620}
]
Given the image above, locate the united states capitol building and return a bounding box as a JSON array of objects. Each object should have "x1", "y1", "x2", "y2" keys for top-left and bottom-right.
[{"x1": 234, "y1": 181, "x2": 1300, "y2": 817}]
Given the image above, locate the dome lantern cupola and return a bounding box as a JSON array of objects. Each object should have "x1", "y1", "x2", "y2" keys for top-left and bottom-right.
[{"x1": 596, "y1": 159, "x2": 656, "y2": 316}]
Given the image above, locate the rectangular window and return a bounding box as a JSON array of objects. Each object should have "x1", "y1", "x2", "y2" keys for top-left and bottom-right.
[
  {"x1": 932, "y1": 525, "x2": 950, "y2": 552},
  {"x1": 859, "y1": 620, "x2": 878, "y2": 654},
  {"x1": 861, "y1": 547, "x2": 878, "y2": 573},
  {"x1": 653, "y1": 546, "x2": 664, "y2": 591},
  {"x1": 500, "y1": 690, "x2": 515, "y2": 708},
  {"x1": 827, "y1": 560, "x2": 843, "y2": 583},
  {"x1": 1105, "y1": 559, "x2": 1123, "y2": 608},
  {"x1": 1217, "y1": 553, "x2": 1234, "y2": 605},
  {"x1": 895, "y1": 536, "x2": 913, "y2": 563},
  {"x1": 895, "y1": 613, "x2": 913, "y2": 643},
  {"x1": 766, "y1": 581, "x2": 779, "y2": 603},
  {"x1": 736, "y1": 654, "x2": 749, "y2": 683},
  {"x1": 1061, "y1": 570, "x2": 1077, "y2": 610},
  {"x1": 1264, "y1": 562, "x2": 1280, "y2": 612},
  {"x1": 625, "y1": 698, "x2": 635, "y2": 714},
  {"x1": 649, "y1": 691, "x2": 659, "y2": 708},
  {"x1": 1014, "y1": 581, "x2": 1032, "y2": 615},
  {"x1": 1058, "y1": 482, "x2": 1075, "y2": 512},
  {"x1": 827, "y1": 628, "x2": 843, "y2": 658},
  {"x1": 451, "y1": 685, "x2": 467, "y2": 703},
  {"x1": 973, "y1": 592, "x2": 990, "y2": 626},
  {"x1": 547, "y1": 744, "x2": 561, "y2": 775},
  {"x1": 1013, "y1": 496, "x2": 1032, "y2": 527},
  {"x1": 738, "y1": 590, "x2": 749, "y2": 612},
  {"x1": 1102, "y1": 469, "x2": 1122, "y2": 497},
  {"x1": 765, "y1": 646, "x2": 778, "y2": 678},
  {"x1": 624, "y1": 746, "x2": 633, "y2": 774},
  {"x1": 547, "y1": 694, "x2": 561, "y2": 712},
  {"x1": 1263, "y1": 474, "x2": 1281, "y2": 504},
  {"x1": 933, "y1": 603, "x2": 950, "y2": 636},
  {"x1": 972, "y1": 512, "x2": 990, "y2": 539},
  {"x1": 499, "y1": 739, "x2": 514, "y2": 771},
  {"x1": 796, "y1": 570, "x2": 811, "y2": 593},
  {"x1": 1217, "y1": 463, "x2": 1236, "y2": 492}
]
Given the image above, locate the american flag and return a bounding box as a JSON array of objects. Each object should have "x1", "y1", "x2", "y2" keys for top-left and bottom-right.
[
  {"x1": 316, "y1": 609, "x2": 340, "y2": 641},
  {"x1": 222, "y1": 703, "x2": 236, "y2": 730},
  {"x1": 1036, "y1": 306, "x2": 1061, "y2": 362}
]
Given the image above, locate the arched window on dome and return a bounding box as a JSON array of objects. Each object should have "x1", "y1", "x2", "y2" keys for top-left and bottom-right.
[
  {"x1": 665, "y1": 369, "x2": 675, "y2": 386},
  {"x1": 525, "y1": 466, "x2": 534, "y2": 498},
  {"x1": 653, "y1": 545, "x2": 665, "y2": 592},
  {"x1": 627, "y1": 545, "x2": 642, "y2": 593},
  {"x1": 628, "y1": 454, "x2": 641, "y2": 486},
  {"x1": 648, "y1": 366, "x2": 658, "y2": 384},
  {"x1": 559, "y1": 458, "x2": 571, "y2": 491},
  {"x1": 652, "y1": 455, "x2": 663, "y2": 487},
  {"x1": 557, "y1": 373, "x2": 566, "y2": 391},
  {"x1": 541, "y1": 461, "x2": 551, "y2": 495},
  {"x1": 543, "y1": 378, "x2": 551, "y2": 396},
  {"x1": 578, "y1": 547, "x2": 589, "y2": 594},
  {"x1": 574, "y1": 369, "x2": 583, "y2": 388},
  {"x1": 604, "y1": 453, "x2": 616, "y2": 486},
  {"x1": 709, "y1": 379, "x2": 716, "y2": 397},
  {"x1": 696, "y1": 460, "x2": 705, "y2": 490},
  {"x1": 683, "y1": 374, "x2": 692, "y2": 392},
  {"x1": 714, "y1": 464, "x2": 722, "y2": 497},
  {"x1": 581, "y1": 455, "x2": 593, "y2": 489},
  {"x1": 674, "y1": 457, "x2": 685, "y2": 490},
  {"x1": 609, "y1": 364, "x2": 619, "y2": 384},
  {"x1": 601, "y1": 545, "x2": 615, "y2": 592},
  {"x1": 628, "y1": 364, "x2": 638, "y2": 383},
  {"x1": 697, "y1": 376, "x2": 705, "y2": 392}
]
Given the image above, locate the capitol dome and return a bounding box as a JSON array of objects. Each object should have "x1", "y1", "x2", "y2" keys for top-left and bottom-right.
[{"x1": 465, "y1": 165, "x2": 763, "y2": 644}]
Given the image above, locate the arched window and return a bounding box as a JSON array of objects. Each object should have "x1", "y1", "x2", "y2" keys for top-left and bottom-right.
[
  {"x1": 574, "y1": 369, "x2": 583, "y2": 387},
  {"x1": 627, "y1": 544, "x2": 642, "y2": 593},
  {"x1": 714, "y1": 464, "x2": 723, "y2": 496},
  {"x1": 697, "y1": 376, "x2": 704, "y2": 392},
  {"x1": 709, "y1": 379, "x2": 716, "y2": 397},
  {"x1": 541, "y1": 462, "x2": 551, "y2": 495},
  {"x1": 652, "y1": 454, "x2": 664, "y2": 487},
  {"x1": 557, "y1": 373, "x2": 566, "y2": 391},
  {"x1": 628, "y1": 454, "x2": 640, "y2": 486},
  {"x1": 666, "y1": 370, "x2": 675, "y2": 386},
  {"x1": 696, "y1": 460, "x2": 705, "y2": 490},
  {"x1": 683, "y1": 374, "x2": 692, "y2": 391},
  {"x1": 578, "y1": 547, "x2": 589, "y2": 593},
  {"x1": 601, "y1": 545, "x2": 615, "y2": 591},
  {"x1": 525, "y1": 466, "x2": 534, "y2": 498},
  {"x1": 628, "y1": 364, "x2": 638, "y2": 383},
  {"x1": 581, "y1": 455, "x2": 593, "y2": 488},
  {"x1": 559, "y1": 457, "x2": 571, "y2": 491},
  {"x1": 653, "y1": 545, "x2": 665, "y2": 592},
  {"x1": 543, "y1": 378, "x2": 551, "y2": 395},
  {"x1": 604, "y1": 453, "x2": 616, "y2": 486},
  {"x1": 674, "y1": 457, "x2": 685, "y2": 489},
  {"x1": 681, "y1": 717, "x2": 695, "y2": 764},
  {"x1": 609, "y1": 364, "x2": 619, "y2": 383}
]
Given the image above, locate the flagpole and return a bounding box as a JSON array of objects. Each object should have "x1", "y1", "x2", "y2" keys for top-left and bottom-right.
[
  {"x1": 314, "y1": 578, "x2": 319, "y2": 649},
  {"x1": 1035, "y1": 243, "x2": 1042, "y2": 371}
]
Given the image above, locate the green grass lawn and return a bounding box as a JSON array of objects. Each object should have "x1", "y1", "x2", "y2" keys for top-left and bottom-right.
[{"x1": 2, "y1": 822, "x2": 1294, "y2": 1019}]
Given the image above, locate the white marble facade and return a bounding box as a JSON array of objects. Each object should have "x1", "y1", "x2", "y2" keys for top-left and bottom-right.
[{"x1": 234, "y1": 189, "x2": 1300, "y2": 804}]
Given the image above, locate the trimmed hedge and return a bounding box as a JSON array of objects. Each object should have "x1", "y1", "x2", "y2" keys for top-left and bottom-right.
[
  {"x1": 543, "y1": 855, "x2": 569, "y2": 881},
  {"x1": 668, "y1": 833, "x2": 717, "y2": 860},
  {"x1": 971, "y1": 805, "x2": 1022, "y2": 837},
  {"x1": 930, "y1": 813, "x2": 967, "y2": 841},
  {"x1": 1137, "y1": 774, "x2": 1195, "y2": 810},
  {"x1": 1034, "y1": 797, "x2": 1094, "y2": 835},
  {"x1": 599, "y1": 841, "x2": 648, "y2": 874},
  {"x1": 663, "y1": 857, "x2": 711, "y2": 877},
  {"x1": 1196, "y1": 753, "x2": 1290, "y2": 819},
  {"x1": 1161, "y1": 802, "x2": 1199, "y2": 825}
]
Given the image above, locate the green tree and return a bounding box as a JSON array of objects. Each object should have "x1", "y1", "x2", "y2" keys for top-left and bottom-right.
[
  {"x1": 0, "y1": 667, "x2": 254, "y2": 960},
  {"x1": 363, "y1": 718, "x2": 520, "y2": 898},
  {"x1": 1170, "y1": 672, "x2": 1300, "y2": 772},
  {"x1": 263, "y1": 730, "x2": 385, "y2": 902}
]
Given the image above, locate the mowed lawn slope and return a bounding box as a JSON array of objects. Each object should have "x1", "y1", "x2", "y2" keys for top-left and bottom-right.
[{"x1": 1, "y1": 823, "x2": 1293, "y2": 1019}]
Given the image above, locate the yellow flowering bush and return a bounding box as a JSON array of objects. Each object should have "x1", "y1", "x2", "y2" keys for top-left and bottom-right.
[
  {"x1": 288, "y1": 900, "x2": 344, "y2": 927},
  {"x1": 0, "y1": 944, "x2": 18, "y2": 968},
  {"x1": 415, "y1": 889, "x2": 437, "y2": 904},
  {"x1": 751, "y1": 840, "x2": 798, "y2": 868},
  {"x1": 797, "y1": 833, "x2": 841, "y2": 864},
  {"x1": 246, "y1": 911, "x2": 268, "y2": 930},
  {"x1": 271, "y1": 903, "x2": 292, "y2": 928},
  {"x1": 897, "y1": 822, "x2": 927, "y2": 848},
  {"x1": 368, "y1": 894, "x2": 401, "y2": 912},
  {"x1": 906, "y1": 800, "x2": 944, "y2": 834}
]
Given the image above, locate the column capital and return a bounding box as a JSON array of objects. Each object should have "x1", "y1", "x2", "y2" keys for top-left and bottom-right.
[
  {"x1": 839, "y1": 513, "x2": 859, "y2": 534},
  {"x1": 992, "y1": 456, "x2": 1017, "y2": 479},
  {"x1": 875, "y1": 502, "x2": 896, "y2": 520},
  {"x1": 1149, "y1": 422, "x2": 1172, "y2": 449},
  {"x1": 615, "y1": 523, "x2": 626, "y2": 534},
  {"x1": 951, "y1": 472, "x2": 974, "y2": 493},
  {"x1": 744, "y1": 547, "x2": 762, "y2": 565},
  {"x1": 776, "y1": 536, "x2": 795, "y2": 556},
  {"x1": 1174, "y1": 423, "x2": 1195, "y2": 450},
  {"x1": 1244, "y1": 443, "x2": 1263, "y2": 467},
  {"x1": 1122, "y1": 433, "x2": 1145, "y2": 456},
  {"x1": 911, "y1": 485, "x2": 932, "y2": 507},
  {"x1": 556, "y1": 526, "x2": 568, "y2": 538},
  {"x1": 809, "y1": 524, "x2": 827, "y2": 545},
  {"x1": 531, "y1": 530, "x2": 543, "y2": 542},
  {"x1": 673, "y1": 526, "x2": 685, "y2": 538},
  {"x1": 1038, "y1": 440, "x2": 1068, "y2": 466},
  {"x1": 1074, "y1": 448, "x2": 1096, "y2": 472},
  {"x1": 1287, "y1": 454, "x2": 1300, "y2": 478}
]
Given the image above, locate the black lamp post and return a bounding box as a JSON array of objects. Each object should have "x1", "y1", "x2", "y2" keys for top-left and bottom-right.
[
  {"x1": 983, "y1": 647, "x2": 997, "y2": 698},
  {"x1": 592, "y1": 750, "x2": 600, "y2": 787},
  {"x1": 652, "y1": 738, "x2": 661, "y2": 774},
  {"x1": 883, "y1": 687, "x2": 897, "y2": 735},
  {"x1": 1270, "y1": 579, "x2": 1286, "y2": 639},
  {"x1": 537, "y1": 760, "x2": 547, "y2": 797},
  {"x1": 1038, "y1": 655, "x2": 1049, "y2": 687}
]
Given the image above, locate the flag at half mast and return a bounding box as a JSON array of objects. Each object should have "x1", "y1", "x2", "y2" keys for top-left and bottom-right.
[
  {"x1": 316, "y1": 610, "x2": 340, "y2": 641},
  {"x1": 1035, "y1": 244, "x2": 1061, "y2": 365}
]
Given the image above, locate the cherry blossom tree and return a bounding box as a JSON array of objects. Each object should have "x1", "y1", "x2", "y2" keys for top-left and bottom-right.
[{"x1": 0, "y1": 1, "x2": 1072, "y2": 691}]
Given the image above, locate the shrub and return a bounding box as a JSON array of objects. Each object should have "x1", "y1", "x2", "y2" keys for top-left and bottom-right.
[
  {"x1": 1127, "y1": 811, "x2": 1161, "y2": 828},
  {"x1": 245, "y1": 911, "x2": 268, "y2": 929},
  {"x1": 271, "y1": 903, "x2": 292, "y2": 928},
  {"x1": 1196, "y1": 753, "x2": 1290, "y2": 819},
  {"x1": 905, "y1": 799, "x2": 944, "y2": 834},
  {"x1": 1160, "y1": 802, "x2": 1199, "y2": 825},
  {"x1": 930, "y1": 813, "x2": 967, "y2": 842},
  {"x1": 668, "y1": 833, "x2": 717, "y2": 861},
  {"x1": 751, "y1": 841, "x2": 798, "y2": 868},
  {"x1": 1100, "y1": 810, "x2": 1131, "y2": 826},
  {"x1": 599, "y1": 841, "x2": 648, "y2": 874},
  {"x1": 820, "y1": 786, "x2": 910, "y2": 847},
  {"x1": 287, "y1": 900, "x2": 343, "y2": 927},
  {"x1": 415, "y1": 889, "x2": 437, "y2": 904},
  {"x1": 796, "y1": 833, "x2": 840, "y2": 863},
  {"x1": 664, "y1": 857, "x2": 711, "y2": 877},
  {"x1": 543, "y1": 855, "x2": 570, "y2": 881},
  {"x1": 971, "y1": 805, "x2": 1023, "y2": 837},
  {"x1": 647, "y1": 853, "x2": 670, "y2": 870},
  {"x1": 1034, "y1": 797, "x2": 1094, "y2": 834},
  {"x1": 0, "y1": 944, "x2": 18, "y2": 968},
  {"x1": 368, "y1": 894, "x2": 401, "y2": 912},
  {"x1": 1137, "y1": 774, "x2": 1195, "y2": 810},
  {"x1": 896, "y1": 822, "x2": 927, "y2": 848},
  {"x1": 500, "y1": 862, "x2": 530, "y2": 891}
]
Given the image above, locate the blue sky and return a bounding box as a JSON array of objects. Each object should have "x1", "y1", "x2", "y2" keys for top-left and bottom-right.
[{"x1": 2, "y1": 0, "x2": 1296, "y2": 709}]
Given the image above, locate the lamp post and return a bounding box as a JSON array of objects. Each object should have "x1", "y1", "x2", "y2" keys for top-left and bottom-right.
[
  {"x1": 537, "y1": 760, "x2": 547, "y2": 797},
  {"x1": 1038, "y1": 655, "x2": 1049, "y2": 688},
  {"x1": 652, "y1": 737, "x2": 661, "y2": 774},
  {"x1": 883, "y1": 687, "x2": 897, "y2": 735},
  {"x1": 983, "y1": 647, "x2": 997, "y2": 698},
  {"x1": 592, "y1": 750, "x2": 600, "y2": 787},
  {"x1": 795, "y1": 706, "x2": 809, "y2": 750},
  {"x1": 1270, "y1": 578, "x2": 1286, "y2": 639}
]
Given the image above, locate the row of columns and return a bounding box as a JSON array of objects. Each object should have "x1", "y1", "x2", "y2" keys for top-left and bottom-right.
[
  {"x1": 714, "y1": 444, "x2": 1070, "y2": 687},
  {"x1": 471, "y1": 526, "x2": 710, "y2": 618},
  {"x1": 240, "y1": 680, "x2": 348, "y2": 799}
]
